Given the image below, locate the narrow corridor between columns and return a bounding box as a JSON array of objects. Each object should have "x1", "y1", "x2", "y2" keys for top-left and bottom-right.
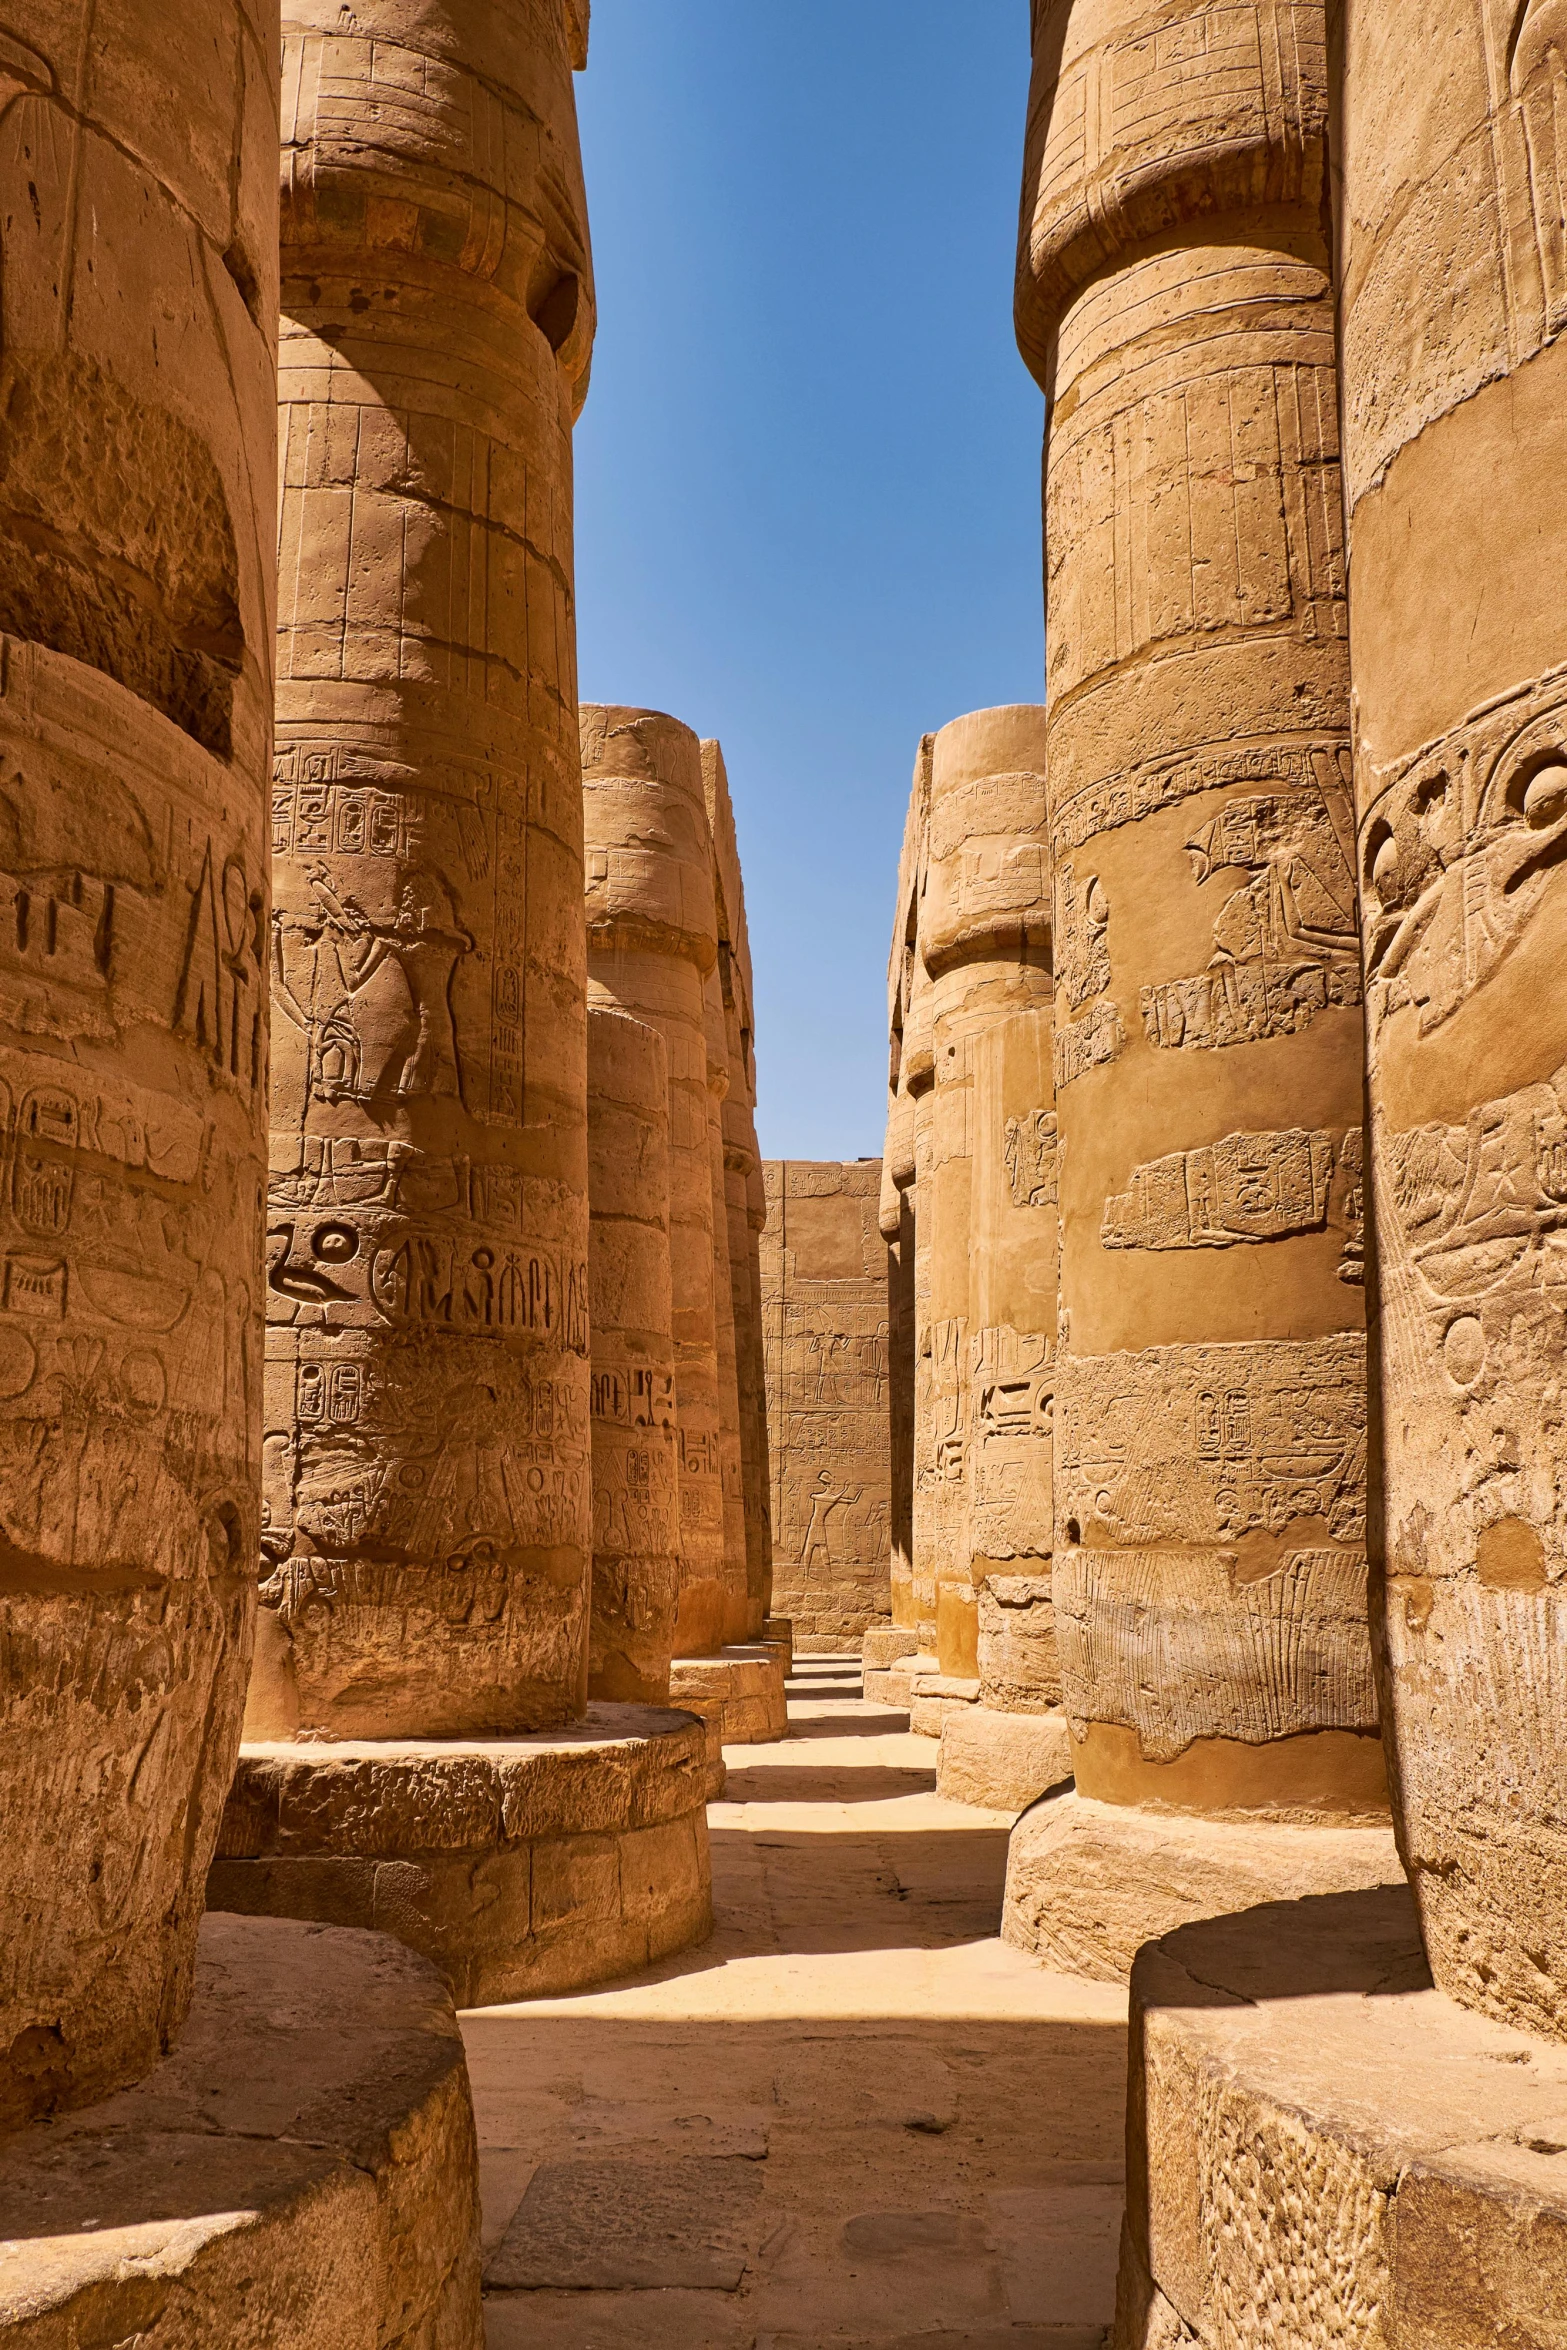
[{"x1": 466, "y1": 1658, "x2": 1129, "y2": 2350}]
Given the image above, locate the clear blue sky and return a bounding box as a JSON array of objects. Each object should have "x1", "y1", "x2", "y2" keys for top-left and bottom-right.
[{"x1": 574, "y1": 2, "x2": 1045, "y2": 1161}]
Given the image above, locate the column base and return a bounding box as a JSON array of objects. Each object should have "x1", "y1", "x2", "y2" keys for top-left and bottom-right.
[
  {"x1": 936, "y1": 1704, "x2": 1074, "y2": 1812},
  {"x1": 209, "y1": 1704, "x2": 713, "y2": 2008},
  {"x1": 864, "y1": 1648, "x2": 938, "y2": 1707},
  {"x1": 909, "y1": 1673, "x2": 981, "y2": 1738},
  {"x1": 1115, "y1": 1881, "x2": 1567, "y2": 2348},
  {"x1": 0, "y1": 1913, "x2": 481, "y2": 2344},
  {"x1": 861, "y1": 1624, "x2": 919, "y2": 1671},
  {"x1": 1002, "y1": 1789, "x2": 1402, "y2": 1985},
  {"x1": 668, "y1": 1644, "x2": 789, "y2": 1744},
  {"x1": 760, "y1": 1615, "x2": 794, "y2": 1663}
]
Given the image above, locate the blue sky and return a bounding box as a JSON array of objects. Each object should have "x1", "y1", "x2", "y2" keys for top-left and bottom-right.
[{"x1": 574, "y1": 1, "x2": 1045, "y2": 1160}]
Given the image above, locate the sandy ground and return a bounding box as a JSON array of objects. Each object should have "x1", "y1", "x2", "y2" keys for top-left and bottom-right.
[{"x1": 463, "y1": 1655, "x2": 1129, "y2": 2349}]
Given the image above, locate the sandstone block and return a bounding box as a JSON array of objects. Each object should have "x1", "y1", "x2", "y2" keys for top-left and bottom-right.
[
  {"x1": 909, "y1": 1675, "x2": 982, "y2": 1740},
  {"x1": 1002, "y1": 1790, "x2": 1401, "y2": 1986},
  {"x1": 208, "y1": 1707, "x2": 712, "y2": 2005},
  {"x1": 977, "y1": 1575, "x2": 1060, "y2": 1712},
  {"x1": 1115, "y1": 1884, "x2": 1567, "y2": 2347},
  {"x1": 668, "y1": 1646, "x2": 789, "y2": 1745},
  {"x1": 0, "y1": 1914, "x2": 482, "y2": 2346},
  {"x1": 936, "y1": 1707, "x2": 1073, "y2": 1813},
  {"x1": 863, "y1": 1625, "x2": 920, "y2": 1670}
]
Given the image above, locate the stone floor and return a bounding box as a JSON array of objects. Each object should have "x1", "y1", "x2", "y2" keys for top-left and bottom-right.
[{"x1": 463, "y1": 1656, "x2": 1130, "y2": 2350}]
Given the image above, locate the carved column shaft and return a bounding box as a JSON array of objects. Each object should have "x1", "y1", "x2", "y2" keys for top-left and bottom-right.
[
  {"x1": 581, "y1": 706, "x2": 730, "y2": 1657},
  {"x1": 586, "y1": 1007, "x2": 679, "y2": 1703},
  {"x1": 882, "y1": 752, "x2": 928, "y2": 1637},
  {"x1": 264, "y1": 0, "x2": 595, "y2": 1736},
  {"x1": 1342, "y1": 0, "x2": 1567, "y2": 2035},
  {"x1": 1021, "y1": 0, "x2": 1379, "y2": 1817},
  {"x1": 902, "y1": 738, "x2": 939, "y2": 1657},
  {"x1": 702, "y1": 961, "x2": 750, "y2": 1644},
  {"x1": 0, "y1": 0, "x2": 275, "y2": 2119},
  {"x1": 923, "y1": 709, "x2": 1055, "y2": 1680}
]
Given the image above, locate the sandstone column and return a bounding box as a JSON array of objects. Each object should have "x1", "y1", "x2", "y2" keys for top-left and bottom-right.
[
  {"x1": 702, "y1": 956, "x2": 751, "y2": 1644},
  {"x1": 865, "y1": 757, "x2": 928, "y2": 1690},
  {"x1": 704, "y1": 739, "x2": 774, "y2": 1642},
  {"x1": 261, "y1": 0, "x2": 595, "y2": 1737},
  {"x1": 1342, "y1": 0, "x2": 1567, "y2": 2040},
  {"x1": 586, "y1": 1007, "x2": 679, "y2": 1704},
  {"x1": 582, "y1": 704, "x2": 785, "y2": 1745},
  {"x1": 901, "y1": 739, "x2": 944, "y2": 1700},
  {"x1": 918, "y1": 710, "x2": 1072, "y2": 1811},
  {"x1": 211, "y1": 13, "x2": 712, "y2": 2010},
  {"x1": 1002, "y1": 0, "x2": 1398, "y2": 1977},
  {"x1": 0, "y1": 0, "x2": 274, "y2": 2121}
]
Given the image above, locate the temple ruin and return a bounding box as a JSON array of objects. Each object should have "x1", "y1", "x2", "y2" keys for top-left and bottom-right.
[{"x1": 4, "y1": 0, "x2": 1567, "y2": 2339}]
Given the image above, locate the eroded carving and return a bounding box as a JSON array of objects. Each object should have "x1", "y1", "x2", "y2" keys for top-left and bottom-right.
[
  {"x1": 1004, "y1": 1110, "x2": 1058, "y2": 1208},
  {"x1": 1055, "y1": 998, "x2": 1124, "y2": 1088},
  {"x1": 1102, "y1": 1129, "x2": 1334, "y2": 1252}
]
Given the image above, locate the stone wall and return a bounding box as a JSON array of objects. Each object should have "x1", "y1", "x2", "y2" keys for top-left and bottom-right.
[{"x1": 761, "y1": 1161, "x2": 893, "y2": 1652}]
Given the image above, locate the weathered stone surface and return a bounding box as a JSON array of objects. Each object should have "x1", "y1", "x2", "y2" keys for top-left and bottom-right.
[
  {"x1": 1341, "y1": 0, "x2": 1567, "y2": 2040},
  {"x1": 262, "y1": 0, "x2": 595, "y2": 1739},
  {"x1": 582, "y1": 707, "x2": 740, "y2": 1659},
  {"x1": 978, "y1": 1575, "x2": 1059, "y2": 1713},
  {"x1": 208, "y1": 1707, "x2": 712, "y2": 2005},
  {"x1": 587, "y1": 1008, "x2": 679, "y2": 1704},
  {"x1": 762, "y1": 1159, "x2": 892, "y2": 1651},
  {"x1": 909, "y1": 1675, "x2": 982, "y2": 1741},
  {"x1": 1013, "y1": 0, "x2": 1381, "y2": 1869},
  {"x1": 0, "y1": 1913, "x2": 482, "y2": 2346},
  {"x1": 883, "y1": 749, "x2": 928, "y2": 1644},
  {"x1": 937, "y1": 1707, "x2": 1073, "y2": 1814},
  {"x1": 863, "y1": 1626, "x2": 920, "y2": 1670},
  {"x1": 1003, "y1": 1792, "x2": 1401, "y2": 1986},
  {"x1": 704, "y1": 741, "x2": 774, "y2": 1638},
  {"x1": 0, "y1": 0, "x2": 275, "y2": 2121},
  {"x1": 668, "y1": 1647, "x2": 789, "y2": 1745},
  {"x1": 1114, "y1": 1885, "x2": 1567, "y2": 2348},
  {"x1": 487, "y1": 2156, "x2": 764, "y2": 2291}
]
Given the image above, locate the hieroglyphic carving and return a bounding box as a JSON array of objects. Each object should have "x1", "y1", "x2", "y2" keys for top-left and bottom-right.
[
  {"x1": 1004, "y1": 1110, "x2": 1058, "y2": 1208},
  {"x1": 1102, "y1": 1130, "x2": 1335, "y2": 1252},
  {"x1": 1054, "y1": 1544, "x2": 1379, "y2": 1758},
  {"x1": 1140, "y1": 792, "x2": 1361, "y2": 1050},
  {"x1": 762, "y1": 1160, "x2": 892, "y2": 1650},
  {"x1": 1055, "y1": 998, "x2": 1124, "y2": 1088},
  {"x1": 977, "y1": 1574, "x2": 1060, "y2": 1712},
  {"x1": 1055, "y1": 1337, "x2": 1368, "y2": 1552},
  {"x1": 1055, "y1": 863, "x2": 1109, "y2": 1010},
  {"x1": 1052, "y1": 741, "x2": 1352, "y2": 858},
  {"x1": 968, "y1": 1325, "x2": 1054, "y2": 1563}
]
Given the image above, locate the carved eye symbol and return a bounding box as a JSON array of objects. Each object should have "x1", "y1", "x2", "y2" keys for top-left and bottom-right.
[
  {"x1": 1522, "y1": 763, "x2": 1567, "y2": 828},
  {"x1": 1370, "y1": 831, "x2": 1399, "y2": 892},
  {"x1": 312, "y1": 1222, "x2": 358, "y2": 1264}
]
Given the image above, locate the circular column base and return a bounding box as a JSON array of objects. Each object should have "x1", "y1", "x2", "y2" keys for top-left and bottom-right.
[
  {"x1": 0, "y1": 1913, "x2": 482, "y2": 2345},
  {"x1": 909, "y1": 1673, "x2": 981, "y2": 1739},
  {"x1": 864, "y1": 1648, "x2": 938, "y2": 1708},
  {"x1": 760, "y1": 1615, "x2": 795, "y2": 1663},
  {"x1": 209, "y1": 1704, "x2": 713, "y2": 2008},
  {"x1": 1002, "y1": 1789, "x2": 1402, "y2": 1985},
  {"x1": 1116, "y1": 1882, "x2": 1567, "y2": 2347},
  {"x1": 936, "y1": 1704, "x2": 1074, "y2": 1812},
  {"x1": 861, "y1": 1624, "x2": 920, "y2": 1671},
  {"x1": 667, "y1": 1645, "x2": 789, "y2": 1743}
]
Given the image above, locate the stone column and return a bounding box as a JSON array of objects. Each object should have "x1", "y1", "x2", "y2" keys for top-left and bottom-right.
[
  {"x1": 917, "y1": 709, "x2": 1071, "y2": 1809},
  {"x1": 900, "y1": 737, "x2": 943, "y2": 1696},
  {"x1": 704, "y1": 740, "x2": 774, "y2": 1642},
  {"x1": 261, "y1": 0, "x2": 594, "y2": 1737},
  {"x1": 1001, "y1": 0, "x2": 1398, "y2": 1978},
  {"x1": 0, "y1": 0, "x2": 274, "y2": 2120},
  {"x1": 1341, "y1": 0, "x2": 1567, "y2": 2041},
  {"x1": 586, "y1": 1007, "x2": 679, "y2": 1704},
  {"x1": 582, "y1": 709, "x2": 727, "y2": 1652},
  {"x1": 702, "y1": 958, "x2": 751, "y2": 1645}
]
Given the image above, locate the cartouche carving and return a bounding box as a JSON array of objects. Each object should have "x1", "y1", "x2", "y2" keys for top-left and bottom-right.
[{"x1": 1102, "y1": 1129, "x2": 1336, "y2": 1252}]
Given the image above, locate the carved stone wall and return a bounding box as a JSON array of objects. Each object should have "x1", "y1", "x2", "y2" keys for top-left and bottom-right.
[
  {"x1": 1342, "y1": 0, "x2": 1567, "y2": 2037},
  {"x1": 0, "y1": 0, "x2": 276, "y2": 2120},
  {"x1": 586, "y1": 1008, "x2": 679, "y2": 1703},
  {"x1": 581, "y1": 706, "x2": 738, "y2": 1658},
  {"x1": 1019, "y1": 0, "x2": 1379, "y2": 1820},
  {"x1": 262, "y1": 0, "x2": 594, "y2": 1739},
  {"x1": 924, "y1": 707, "x2": 1055, "y2": 1686},
  {"x1": 704, "y1": 740, "x2": 772, "y2": 1638},
  {"x1": 761, "y1": 1161, "x2": 893, "y2": 1652}
]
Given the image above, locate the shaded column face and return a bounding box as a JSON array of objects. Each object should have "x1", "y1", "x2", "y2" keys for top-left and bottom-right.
[
  {"x1": 0, "y1": 0, "x2": 276, "y2": 2119},
  {"x1": 924, "y1": 709, "x2": 1055, "y2": 1683},
  {"x1": 1023, "y1": 0, "x2": 1379, "y2": 1820},
  {"x1": 264, "y1": 0, "x2": 595, "y2": 1739},
  {"x1": 882, "y1": 1097, "x2": 918, "y2": 1631},
  {"x1": 761, "y1": 1162, "x2": 893, "y2": 1650},
  {"x1": 587, "y1": 1008, "x2": 679, "y2": 1704},
  {"x1": 906, "y1": 948, "x2": 939, "y2": 1654},
  {"x1": 1343, "y1": 0, "x2": 1567, "y2": 2037},
  {"x1": 703, "y1": 965, "x2": 750, "y2": 1643},
  {"x1": 581, "y1": 706, "x2": 729, "y2": 1656}
]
